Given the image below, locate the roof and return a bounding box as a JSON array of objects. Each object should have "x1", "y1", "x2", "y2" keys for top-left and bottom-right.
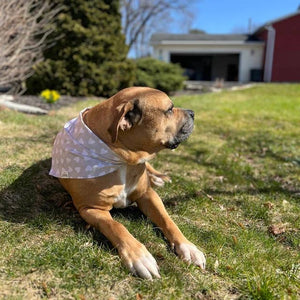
[
  {"x1": 254, "y1": 10, "x2": 300, "y2": 34},
  {"x1": 151, "y1": 10, "x2": 300, "y2": 45},
  {"x1": 150, "y1": 33, "x2": 262, "y2": 45}
]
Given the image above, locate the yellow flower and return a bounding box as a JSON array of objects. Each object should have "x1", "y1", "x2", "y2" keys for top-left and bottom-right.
[{"x1": 40, "y1": 89, "x2": 60, "y2": 104}]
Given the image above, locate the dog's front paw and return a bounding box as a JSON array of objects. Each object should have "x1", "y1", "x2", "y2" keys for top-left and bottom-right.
[
  {"x1": 119, "y1": 241, "x2": 160, "y2": 280},
  {"x1": 175, "y1": 242, "x2": 206, "y2": 270}
]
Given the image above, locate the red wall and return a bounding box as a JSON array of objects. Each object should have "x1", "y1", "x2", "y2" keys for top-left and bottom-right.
[{"x1": 256, "y1": 13, "x2": 300, "y2": 82}]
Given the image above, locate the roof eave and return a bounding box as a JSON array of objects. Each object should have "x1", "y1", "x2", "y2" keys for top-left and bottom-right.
[{"x1": 150, "y1": 40, "x2": 264, "y2": 46}]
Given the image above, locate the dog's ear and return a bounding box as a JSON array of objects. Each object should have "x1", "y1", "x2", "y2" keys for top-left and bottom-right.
[{"x1": 108, "y1": 99, "x2": 142, "y2": 143}]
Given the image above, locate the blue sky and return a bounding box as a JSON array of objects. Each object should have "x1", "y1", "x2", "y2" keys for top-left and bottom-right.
[{"x1": 178, "y1": 0, "x2": 300, "y2": 33}]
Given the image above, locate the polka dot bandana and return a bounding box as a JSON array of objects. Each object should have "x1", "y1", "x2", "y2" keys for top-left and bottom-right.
[{"x1": 49, "y1": 108, "x2": 125, "y2": 178}]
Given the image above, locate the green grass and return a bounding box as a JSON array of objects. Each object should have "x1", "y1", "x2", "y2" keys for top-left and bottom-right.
[{"x1": 0, "y1": 84, "x2": 299, "y2": 299}]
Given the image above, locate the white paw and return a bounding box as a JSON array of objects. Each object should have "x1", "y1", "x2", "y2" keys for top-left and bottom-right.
[
  {"x1": 175, "y1": 243, "x2": 206, "y2": 270},
  {"x1": 128, "y1": 253, "x2": 160, "y2": 280},
  {"x1": 120, "y1": 244, "x2": 160, "y2": 280}
]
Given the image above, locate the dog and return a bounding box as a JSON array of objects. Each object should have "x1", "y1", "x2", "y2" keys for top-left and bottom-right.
[{"x1": 50, "y1": 87, "x2": 206, "y2": 279}]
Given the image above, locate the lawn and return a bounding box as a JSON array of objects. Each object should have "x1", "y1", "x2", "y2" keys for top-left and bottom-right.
[{"x1": 0, "y1": 84, "x2": 299, "y2": 299}]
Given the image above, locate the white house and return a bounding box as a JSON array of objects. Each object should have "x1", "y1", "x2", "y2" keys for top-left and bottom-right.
[{"x1": 150, "y1": 33, "x2": 265, "y2": 82}]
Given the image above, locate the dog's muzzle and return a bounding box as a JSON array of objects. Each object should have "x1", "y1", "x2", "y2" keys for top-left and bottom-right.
[{"x1": 165, "y1": 109, "x2": 194, "y2": 149}]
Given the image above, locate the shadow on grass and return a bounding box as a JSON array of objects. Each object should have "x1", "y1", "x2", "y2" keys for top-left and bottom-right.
[{"x1": 0, "y1": 159, "x2": 145, "y2": 251}]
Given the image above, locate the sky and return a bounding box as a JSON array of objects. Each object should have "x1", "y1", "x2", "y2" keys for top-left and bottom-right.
[{"x1": 175, "y1": 0, "x2": 300, "y2": 34}]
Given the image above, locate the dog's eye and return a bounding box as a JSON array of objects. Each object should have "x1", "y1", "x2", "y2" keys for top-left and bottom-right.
[{"x1": 165, "y1": 105, "x2": 174, "y2": 115}]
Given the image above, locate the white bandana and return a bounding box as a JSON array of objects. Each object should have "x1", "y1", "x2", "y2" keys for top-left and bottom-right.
[{"x1": 49, "y1": 108, "x2": 124, "y2": 179}]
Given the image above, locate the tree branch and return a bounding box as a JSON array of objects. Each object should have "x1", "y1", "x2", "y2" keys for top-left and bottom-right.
[{"x1": 0, "y1": 0, "x2": 61, "y2": 94}]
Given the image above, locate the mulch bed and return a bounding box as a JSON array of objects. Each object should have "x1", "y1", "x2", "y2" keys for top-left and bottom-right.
[{"x1": 13, "y1": 95, "x2": 104, "y2": 110}]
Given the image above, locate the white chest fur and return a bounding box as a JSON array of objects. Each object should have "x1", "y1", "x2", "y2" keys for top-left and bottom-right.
[{"x1": 113, "y1": 166, "x2": 137, "y2": 208}]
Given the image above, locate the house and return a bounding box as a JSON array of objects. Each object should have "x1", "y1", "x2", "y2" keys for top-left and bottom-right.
[
  {"x1": 150, "y1": 33, "x2": 264, "y2": 82},
  {"x1": 254, "y1": 10, "x2": 300, "y2": 82},
  {"x1": 150, "y1": 10, "x2": 300, "y2": 83}
]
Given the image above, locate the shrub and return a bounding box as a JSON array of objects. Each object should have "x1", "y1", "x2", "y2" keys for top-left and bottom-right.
[
  {"x1": 26, "y1": 0, "x2": 135, "y2": 97},
  {"x1": 134, "y1": 57, "x2": 186, "y2": 94}
]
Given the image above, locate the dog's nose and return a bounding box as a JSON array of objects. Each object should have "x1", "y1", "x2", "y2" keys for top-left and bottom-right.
[{"x1": 186, "y1": 109, "x2": 194, "y2": 120}]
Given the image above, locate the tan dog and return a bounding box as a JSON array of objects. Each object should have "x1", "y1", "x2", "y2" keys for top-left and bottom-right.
[{"x1": 50, "y1": 87, "x2": 206, "y2": 279}]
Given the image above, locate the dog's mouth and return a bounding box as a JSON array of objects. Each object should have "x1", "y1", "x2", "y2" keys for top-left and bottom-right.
[
  {"x1": 165, "y1": 119, "x2": 194, "y2": 150},
  {"x1": 165, "y1": 140, "x2": 180, "y2": 150}
]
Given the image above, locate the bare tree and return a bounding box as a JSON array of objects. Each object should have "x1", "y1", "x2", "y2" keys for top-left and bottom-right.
[
  {"x1": 121, "y1": 0, "x2": 195, "y2": 57},
  {"x1": 0, "y1": 0, "x2": 61, "y2": 94}
]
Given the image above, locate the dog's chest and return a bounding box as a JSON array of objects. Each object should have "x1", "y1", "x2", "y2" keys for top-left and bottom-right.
[
  {"x1": 114, "y1": 188, "x2": 132, "y2": 208},
  {"x1": 113, "y1": 166, "x2": 140, "y2": 208}
]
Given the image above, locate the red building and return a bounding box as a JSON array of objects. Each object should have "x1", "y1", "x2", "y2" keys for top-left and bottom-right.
[{"x1": 254, "y1": 10, "x2": 300, "y2": 82}]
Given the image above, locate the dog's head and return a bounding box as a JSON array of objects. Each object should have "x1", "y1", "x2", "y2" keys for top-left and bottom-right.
[{"x1": 107, "y1": 87, "x2": 194, "y2": 154}]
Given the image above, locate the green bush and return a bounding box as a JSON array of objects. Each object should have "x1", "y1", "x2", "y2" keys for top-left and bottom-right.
[
  {"x1": 134, "y1": 57, "x2": 186, "y2": 94},
  {"x1": 26, "y1": 0, "x2": 135, "y2": 97}
]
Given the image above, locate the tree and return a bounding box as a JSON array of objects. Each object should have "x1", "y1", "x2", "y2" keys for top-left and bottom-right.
[
  {"x1": 189, "y1": 29, "x2": 206, "y2": 34},
  {"x1": 26, "y1": 0, "x2": 135, "y2": 97},
  {"x1": 121, "y1": 0, "x2": 195, "y2": 57},
  {"x1": 0, "y1": 0, "x2": 60, "y2": 94}
]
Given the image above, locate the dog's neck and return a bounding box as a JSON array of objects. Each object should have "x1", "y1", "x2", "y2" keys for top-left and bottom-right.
[
  {"x1": 109, "y1": 146, "x2": 156, "y2": 165},
  {"x1": 83, "y1": 105, "x2": 156, "y2": 165}
]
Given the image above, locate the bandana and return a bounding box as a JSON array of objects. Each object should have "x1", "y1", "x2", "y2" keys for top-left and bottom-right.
[{"x1": 49, "y1": 108, "x2": 124, "y2": 179}]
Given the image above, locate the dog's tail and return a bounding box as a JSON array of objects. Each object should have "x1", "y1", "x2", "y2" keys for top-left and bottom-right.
[{"x1": 145, "y1": 162, "x2": 171, "y2": 187}]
